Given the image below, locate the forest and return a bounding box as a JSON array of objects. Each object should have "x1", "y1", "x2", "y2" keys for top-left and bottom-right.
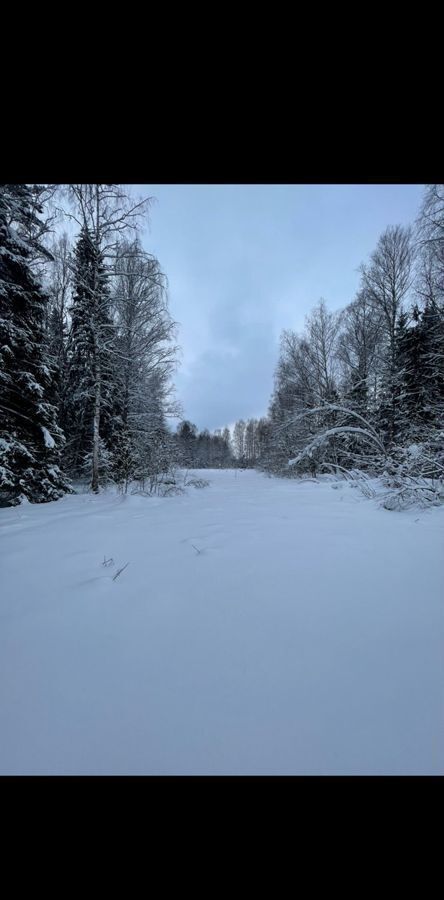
[
  {"x1": 1, "y1": 183, "x2": 443, "y2": 776},
  {"x1": 1, "y1": 183, "x2": 443, "y2": 509}
]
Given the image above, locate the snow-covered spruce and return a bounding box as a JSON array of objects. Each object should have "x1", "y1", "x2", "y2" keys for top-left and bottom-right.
[{"x1": 0, "y1": 184, "x2": 71, "y2": 507}]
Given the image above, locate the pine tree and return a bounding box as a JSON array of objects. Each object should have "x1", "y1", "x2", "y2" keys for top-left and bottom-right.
[{"x1": 0, "y1": 184, "x2": 70, "y2": 506}]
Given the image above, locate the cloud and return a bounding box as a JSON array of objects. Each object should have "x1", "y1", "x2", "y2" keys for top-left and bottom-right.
[
  {"x1": 137, "y1": 183, "x2": 425, "y2": 432},
  {"x1": 177, "y1": 320, "x2": 276, "y2": 430}
]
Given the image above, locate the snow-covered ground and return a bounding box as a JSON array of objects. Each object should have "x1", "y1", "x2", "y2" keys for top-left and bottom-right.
[{"x1": 1, "y1": 469, "x2": 442, "y2": 775}]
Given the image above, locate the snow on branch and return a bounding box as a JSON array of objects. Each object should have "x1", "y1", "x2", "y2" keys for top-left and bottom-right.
[
  {"x1": 288, "y1": 426, "x2": 386, "y2": 467},
  {"x1": 276, "y1": 403, "x2": 384, "y2": 444},
  {"x1": 41, "y1": 426, "x2": 55, "y2": 449}
]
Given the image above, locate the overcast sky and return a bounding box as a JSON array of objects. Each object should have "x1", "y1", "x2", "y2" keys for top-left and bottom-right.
[{"x1": 135, "y1": 184, "x2": 425, "y2": 432}]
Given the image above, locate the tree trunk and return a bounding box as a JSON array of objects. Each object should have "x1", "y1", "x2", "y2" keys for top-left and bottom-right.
[
  {"x1": 91, "y1": 184, "x2": 102, "y2": 494},
  {"x1": 91, "y1": 358, "x2": 101, "y2": 493}
]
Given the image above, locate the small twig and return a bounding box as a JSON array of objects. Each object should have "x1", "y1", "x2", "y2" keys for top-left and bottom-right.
[
  {"x1": 102, "y1": 556, "x2": 114, "y2": 567},
  {"x1": 113, "y1": 562, "x2": 130, "y2": 581},
  {"x1": 191, "y1": 544, "x2": 202, "y2": 555}
]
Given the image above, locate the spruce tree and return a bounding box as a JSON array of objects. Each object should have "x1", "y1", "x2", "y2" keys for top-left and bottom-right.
[
  {"x1": 62, "y1": 227, "x2": 115, "y2": 482},
  {"x1": 421, "y1": 302, "x2": 444, "y2": 430},
  {"x1": 0, "y1": 184, "x2": 70, "y2": 506},
  {"x1": 394, "y1": 307, "x2": 430, "y2": 441}
]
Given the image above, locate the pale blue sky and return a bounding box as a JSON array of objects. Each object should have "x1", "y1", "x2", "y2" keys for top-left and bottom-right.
[{"x1": 134, "y1": 184, "x2": 425, "y2": 431}]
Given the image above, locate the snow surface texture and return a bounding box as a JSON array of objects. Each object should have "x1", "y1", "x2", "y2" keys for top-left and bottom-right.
[{"x1": 0, "y1": 470, "x2": 442, "y2": 775}]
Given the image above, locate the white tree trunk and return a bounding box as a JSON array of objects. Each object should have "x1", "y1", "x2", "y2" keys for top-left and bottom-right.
[{"x1": 91, "y1": 357, "x2": 101, "y2": 493}]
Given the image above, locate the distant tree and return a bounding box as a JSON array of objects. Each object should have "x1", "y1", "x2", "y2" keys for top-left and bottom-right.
[
  {"x1": 244, "y1": 419, "x2": 259, "y2": 465},
  {"x1": 256, "y1": 417, "x2": 271, "y2": 462},
  {"x1": 222, "y1": 427, "x2": 231, "y2": 452},
  {"x1": 176, "y1": 420, "x2": 198, "y2": 467},
  {"x1": 233, "y1": 419, "x2": 246, "y2": 461}
]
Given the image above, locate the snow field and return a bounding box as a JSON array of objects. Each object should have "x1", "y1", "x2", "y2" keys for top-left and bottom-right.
[{"x1": 0, "y1": 469, "x2": 442, "y2": 774}]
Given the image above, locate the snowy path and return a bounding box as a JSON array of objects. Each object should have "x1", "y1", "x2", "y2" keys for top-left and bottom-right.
[{"x1": 0, "y1": 470, "x2": 443, "y2": 774}]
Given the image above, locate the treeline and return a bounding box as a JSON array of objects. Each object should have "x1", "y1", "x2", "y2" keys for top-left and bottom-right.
[
  {"x1": 174, "y1": 421, "x2": 233, "y2": 468},
  {"x1": 0, "y1": 184, "x2": 179, "y2": 506},
  {"x1": 173, "y1": 419, "x2": 270, "y2": 469},
  {"x1": 229, "y1": 418, "x2": 270, "y2": 466},
  {"x1": 258, "y1": 185, "x2": 444, "y2": 484}
]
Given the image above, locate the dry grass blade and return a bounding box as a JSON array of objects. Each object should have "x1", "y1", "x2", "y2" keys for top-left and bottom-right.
[{"x1": 112, "y1": 562, "x2": 130, "y2": 581}]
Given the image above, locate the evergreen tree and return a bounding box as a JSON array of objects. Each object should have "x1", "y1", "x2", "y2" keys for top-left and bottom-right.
[
  {"x1": 0, "y1": 184, "x2": 70, "y2": 506},
  {"x1": 394, "y1": 308, "x2": 429, "y2": 440},
  {"x1": 421, "y1": 302, "x2": 444, "y2": 429},
  {"x1": 65, "y1": 185, "x2": 154, "y2": 492},
  {"x1": 176, "y1": 421, "x2": 198, "y2": 466},
  {"x1": 62, "y1": 227, "x2": 115, "y2": 481}
]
